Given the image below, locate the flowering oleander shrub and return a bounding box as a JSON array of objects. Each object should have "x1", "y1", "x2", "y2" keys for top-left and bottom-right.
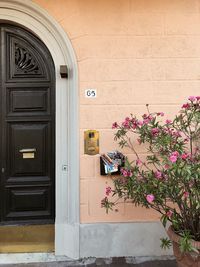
[{"x1": 102, "y1": 96, "x2": 200, "y2": 253}]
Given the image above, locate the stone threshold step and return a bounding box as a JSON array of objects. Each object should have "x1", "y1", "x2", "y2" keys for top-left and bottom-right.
[
  {"x1": 0, "y1": 255, "x2": 177, "y2": 266},
  {"x1": 0, "y1": 242, "x2": 54, "y2": 253},
  {"x1": 0, "y1": 225, "x2": 54, "y2": 253},
  {"x1": 0, "y1": 260, "x2": 177, "y2": 267}
]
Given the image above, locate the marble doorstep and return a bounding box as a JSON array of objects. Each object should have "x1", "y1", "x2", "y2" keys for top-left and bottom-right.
[
  {"x1": 0, "y1": 253, "x2": 70, "y2": 264},
  {"x1": 0, "y1": 225, "x2": 54, "y2": 253}
]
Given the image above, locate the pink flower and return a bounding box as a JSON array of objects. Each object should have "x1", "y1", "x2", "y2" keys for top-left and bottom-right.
[
  {"x1": 169, "y1": 155, "x2": 178, "y2": 163},
  {"x1": 121, "y1": 168, "x2": 132, "y2": 177},
  {"x1": 112, "y1": 122, "x2": 118, "y2": 129},
  {"x1": 148, "y1": 115, "x2": 153, "y2": 121},
  {"x1": 130, "y1": 119, "x2": 139, "y2": 130},
  {"x1": 181, "y1": 153, "x2": 189, "y2": 160},
  {"x1": 157, "y1": 112, "x2": 164, "y2": 116},
  {"x1": 196, "y1": 96, "x2": 200, "y2": 100},
  {"x1": 122, "y1": 120, "x2": 130, "y2": 129},
  {"x1": 105, "y1": 186, "x2": 112, "y2": 196},
  {"x1": 127, "y1": 170, "x2": 133, "y2": 177},
  {"x1": 169, "y1": 151, "x2": 179, "y2": 163},
  {"x1": 171, "y1": 151, "x2": 179, "y2": 157},
  {"x1": 138, "y1": 120, "x2": 143, "y2": 126},
  {"x1": 136, "y1": 159, "x2": 142, "y2": 166},
  {"x1": 143, "y1": 118, "x2": 150, "y2": 124},
  {"x1": 125, "y1": 117, "x2": 131, "y2": 122},
  {"x1": 188, "y1": 96, "x2": 196, "y2": 101},
  {"x1": 163, "y1": 127, "x2": 171, "y2": 134},
  {"x1": 166, "y1": 210, "x2": 173, "y2": 218},
  {"x1": 142, "y1": 114, "x2": 154, "y2": 124},
  {"x1": 142, "y1": 114, "x2": 148, "y2": 119},
  {"x1": 173, "y1": 131, "x2": 182, "y2": 138},
  {"x1": 151, "y1": 128, "x2": 160, "y2": 136},
  {"x1": 165, "y1": 119, "x2": 172, "y2": 124},
  {"x1": 183, "y1": 191, "x2": 189, "y2": 199},
  {"x1": 146, "y1": 194, "x2": 155, "y2": 203},
  {"x1": 155, "y1": 171, "x2": 162, "y2": 179},
  {"x1": 164, "y1": 164, "x2": 170, "y2": 169},
  {"x1": 121, "y1": 169, "x2": 128, "y2": 177},
  {"x1": 182, "y1": 103, "x2": 190, "y2": 109}
]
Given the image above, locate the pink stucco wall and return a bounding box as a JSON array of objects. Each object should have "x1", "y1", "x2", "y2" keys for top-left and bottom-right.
[{"x1": 33, "y1": 0, "x2": 200, "y2": 223}]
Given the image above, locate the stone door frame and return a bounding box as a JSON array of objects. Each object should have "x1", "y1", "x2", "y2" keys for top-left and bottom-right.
[{"x1": 0, "y1": 0, "x2": 79, "y2": 259}]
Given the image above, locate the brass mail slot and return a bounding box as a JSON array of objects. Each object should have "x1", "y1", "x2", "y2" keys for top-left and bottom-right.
[
  {"x1": 23, "y1": 152, "x2": 35, "y2": 159},
  {"x1": 19, "y1": 148, "x2": 36, "y2": 159}
]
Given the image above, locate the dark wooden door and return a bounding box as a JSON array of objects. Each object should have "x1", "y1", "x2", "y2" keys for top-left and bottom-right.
[{"x1": 0, "y1": 24, "x2": 55, "y2": 224}]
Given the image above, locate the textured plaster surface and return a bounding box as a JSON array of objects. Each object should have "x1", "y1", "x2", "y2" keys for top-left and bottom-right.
[{"x1": 32, "y1": 0, "x2": 200, "y2": 223}]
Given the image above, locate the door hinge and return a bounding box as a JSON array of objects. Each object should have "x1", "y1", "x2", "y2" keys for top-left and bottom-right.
[{"x1": 1, "y1": 168, "x2": 5, "y2": 173}]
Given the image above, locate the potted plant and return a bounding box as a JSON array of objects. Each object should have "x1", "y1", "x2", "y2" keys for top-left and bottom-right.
[{"x1": 101, "y1": 96, "x2": 200, "y2": 267}]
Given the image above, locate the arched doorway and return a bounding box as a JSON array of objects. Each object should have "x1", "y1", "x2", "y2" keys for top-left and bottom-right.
[
  {"x1": 0, "y1": 23, "x2": 55, "y2": 225},
  {"x1": 0, "y1": 0, "x2": 79, "y2": 259}
]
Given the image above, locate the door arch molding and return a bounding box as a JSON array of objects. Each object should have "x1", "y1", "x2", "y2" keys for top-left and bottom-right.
[{"x1": 0, "y1": 0, "x2": 79, "y2": 259}]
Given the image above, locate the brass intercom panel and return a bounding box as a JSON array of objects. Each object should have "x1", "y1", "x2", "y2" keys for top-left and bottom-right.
[{"x1": 84, "y1": 130, "x2": 99, "y2": 155}]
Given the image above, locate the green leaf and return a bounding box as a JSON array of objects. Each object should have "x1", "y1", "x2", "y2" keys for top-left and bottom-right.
[
  {"x1": 161, "y1": 214, "x2": 168, "y2": 228},
  {"x1": 179, "y1": 232, "x2": 194, "y2": 253},
  {"x1": 160, "y1": 238, "x2": 172, "y2": 250}
]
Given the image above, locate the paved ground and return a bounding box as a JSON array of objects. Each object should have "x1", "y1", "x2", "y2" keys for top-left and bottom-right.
[{"x1": 0, "y1": 259, "x2": 177, "y2": 267}]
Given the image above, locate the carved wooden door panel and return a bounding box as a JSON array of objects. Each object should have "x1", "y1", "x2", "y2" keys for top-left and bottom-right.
[{"x1": 0, "y1": 24, "x2": 55, "y2": 224}]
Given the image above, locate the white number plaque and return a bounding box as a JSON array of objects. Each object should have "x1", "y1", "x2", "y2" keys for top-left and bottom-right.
[{"x1": 85, "y1": 89, "x2": 97, "y2": 98}]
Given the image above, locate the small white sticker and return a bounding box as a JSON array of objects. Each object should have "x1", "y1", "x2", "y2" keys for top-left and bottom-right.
[{"x1": 85, "y1": 89, "x2": 97, "y2": 98}]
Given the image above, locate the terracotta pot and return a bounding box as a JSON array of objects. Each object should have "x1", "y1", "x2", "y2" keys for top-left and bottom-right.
[{"x1": 167, "y1": 226, "x2": 200, "y2": 267}]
